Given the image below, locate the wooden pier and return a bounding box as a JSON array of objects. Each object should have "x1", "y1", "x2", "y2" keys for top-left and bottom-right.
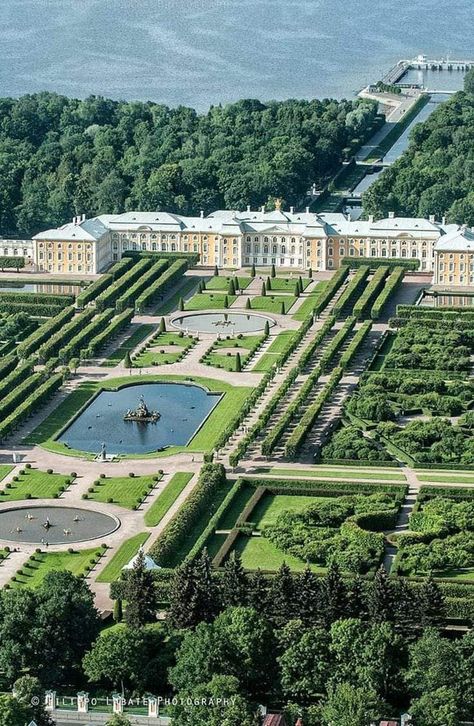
[{"x1": 381, "y1": 56, "x2": 474, "y2": 87}]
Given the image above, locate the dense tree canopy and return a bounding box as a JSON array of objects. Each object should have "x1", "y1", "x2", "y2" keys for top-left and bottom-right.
[
  {"x1": 363, "y1": 88, "x2": 474, "y2": 224},
  {"x1": 0, "y1": 92, "x2": 377, "y2": 235}
]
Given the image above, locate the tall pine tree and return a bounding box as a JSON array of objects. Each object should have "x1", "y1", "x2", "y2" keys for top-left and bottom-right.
[
  {"x1": 297, "y1": 565, "x2": 320, "y2": 624},
  {"x1": 125, "y1": 548, "x2": 157, "y2": 628},
  {"x1": 368, "y1": 566, "x2": 394, "y2": 623},
  {"x1": 220, "y1": 551, "x2": 248, "y2": 608},
  {"x1": 320, "y1": 563, "x2": 347, "y2": 625},
  {"x1": 269, "y1": 563, "x2": 295, "y2": 625}
]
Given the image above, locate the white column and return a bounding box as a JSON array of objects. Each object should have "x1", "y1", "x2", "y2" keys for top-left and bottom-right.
[
  {"x1": 148, "y1": 697, "x2": 159, "y2": 718},
  {"x1": 77, "y1": 692, "x2": 89, "y2": 713},
  {"x1": 44, "y1": 691, "x2": 56, "y2": 711},
  {"x1": 112, "y1": 694, "x2": 124, "y2": 714}
]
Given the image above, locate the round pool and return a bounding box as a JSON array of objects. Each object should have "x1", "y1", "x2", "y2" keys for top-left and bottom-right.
[
  {"x1": 0, "y1": 506, "x2": 120, "y2": 544},
  {"x1": 171, "y1": 311, "x2": 275, "y2": 334}
]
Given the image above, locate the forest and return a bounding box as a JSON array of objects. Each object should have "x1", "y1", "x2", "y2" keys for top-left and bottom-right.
[
  {"x1": 363, "y1": 70, "x2": 474, "y2": 223},
  {"x1": 0, "y1": 92, "x2": 377, "y2": 236}
]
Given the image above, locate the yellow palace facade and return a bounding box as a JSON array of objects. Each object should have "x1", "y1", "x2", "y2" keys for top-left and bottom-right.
[{"x1": 31, "y1": 207, "x2": 474, "y2": 287}]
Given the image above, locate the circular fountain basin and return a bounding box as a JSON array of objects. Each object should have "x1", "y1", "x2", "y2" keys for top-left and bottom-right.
[
  {"x1": 0, "y1": 506, "x2": 120, "y2": 544},
  {"x1": 171, "y1": 311, "x2": 275, "y2": 334}
]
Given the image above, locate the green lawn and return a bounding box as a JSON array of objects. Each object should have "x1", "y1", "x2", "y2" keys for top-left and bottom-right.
[
  {"x1": 249, "y1": 295, "x2": 296, "y2": 314},
  {"x1": 234, "y1": 534, "x2": 324, "y2": 572},
  {"x1": 133, "y1": 332, "x2": 194, "y2": 367},
  {"x1": 36, "y1": 374, "x2": 253, "y2": 459},
  {"x1": 292, "y1": 281, "x2": 328, "y2": 321},
  {"x1": 266, "y1": 467, "x2": 406, "y2": 482},
  {"x1": 416, "y1": 473, "x2": 474, "y2": 484},
  {"x1": 0, "y1": 468, "x2": 73, "y2": 501},
  {"x1": 252, "y1": 331, "x2": 296, "y2": 372},
  {"x1": 202, "y1": 334, "x2": 264, "y2": 372},
  {"x1": 144, "y1": 472, "x2": 194, "y2": 526},
  {"x1": 267, "y1": 277, "x2": 311, "y2": 292},
  {"x1": 252, "y1": 493, "x2": 327, "y2": 528},
  {"x1": 205, "y1": 276, "x2": 252, "y2": 291},
  {"x1": 24, "y1": 381, "x2": 97, "y2": 445},
  {"x1": 85, "y1": 474, "x2": 161, "y2": 509},
  {"x1": 184, "y1": 293, "x2": 237, "y2": 310},
  {"x1": 101, "y1": 324, "x2": 155, "y2": 367},
  {"x1": 0, "y1": 465, "x2": 13, "y2": 482},
  {"x1": 12, "y1": 547, "x2": 105, "y2": 588},
  {"x1": 96, "y1": 533, "x2": 150, "y2": 583}
]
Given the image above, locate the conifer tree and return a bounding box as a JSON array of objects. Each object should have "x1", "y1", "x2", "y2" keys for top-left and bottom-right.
[
  {"x1": 264, "y1": 320, "x2": 270, "y2": 336},
  {"x1": 125, "y1": 548, "x2": 157, "y2": 628},
  {"x1": 223, "y1": 295, "x2": 229, "y2": 308},
  {"x1": 297, "y1": 565, "x2": 320, "y2": 624},
  {"x1": 250, "y1": 263, "x2": 256, "y2": 277},
  {"x1": 308, "y1": 267, "x2": 313, "y2": 279},
  {"x1": 418, "y1": 574, "x2": 445, "y2": 628},
  {"x1": 261, "y1": 282, "x2": 266, "y2": 297},
  {"x1": 280, "y1": 301, "x2": 286, "y2": 315},
  {"x1": 197, "y1": 280, "x2": 203, "y2": 293},
  {"x1": 220, "y1": 551, "x2": 248, "y2": 608},
  {"x1": 123, "y1": 350, "x2": 132, "y2": 369},
  {"x1": 271, "y1": 263, "x2": 276, "y2": 278},
  {"x1": 235, "y1": 352, "x2": 242, "y2": 372},
  {"x1": 294, "y1": 281, "x2": 300, "y2": 297},
  {"x1": 245, "y1": 297, "x2": 252, "y2": 310},
  {"x1": 347, "y1": 574, "x2": 366, "y2": 619},
  {"x1": 214, "y1": 264, "x2": 219, "y2": 276},
  {"x1": 113, "y1": 598, "x2": 123, "y2": 623},
  {"x1": 368, "y1": 565, "x2": 393, "y2": 623},
  {"x1": 266, "y1": 276, "x2": 272, "y2": 291},
  {"x1": 228, "y1": 278, "x2": 235, "y2": 295},
  {"x1": 320, "y1": 562, "x2": 347, "y2": 625},
  {"x1": 159, "y1": 316, "x2": 166, "y2": 333},
  {"x1": 270, "y1": 563, "x2": 295, "y2": 625},
  {"x1": 195, "y1": 549, "x2": 218, "y2": 623},
  {"x1": 248, "y1": 568, "x2": 269, "y2": 613},
  {"x1": 168, "y1": 550, "x2": 218, "y2": 629},
  {"x1": 178, "y1": 297, "x2": 184, "y2": 311}
]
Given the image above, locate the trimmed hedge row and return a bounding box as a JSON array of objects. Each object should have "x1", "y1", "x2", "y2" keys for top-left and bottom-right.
[
  {"x1": 149, "y1": 463, "x2": 226, "y2": 566},
  {"x1": 76, "y1": 274, "x2": 113, "y2": 307},
  {"x1": 115, "y1": 259, "x2": 168, "y2": 312},
  {"x1": 109, "y1": 257, "x2": 135, "y2": 279},
  {"x1": 0, "y1": 292, "x2": 73, "y2": 307},
  {"x1": 0, "y1": 257, "x2": 25, "y2": 270},
  {"x1": 321, "y1": 457, "x2": 398, "y2": 467},
  {"x1": 298, "y1": 316, "x2": 335, "y2": 369},
  {"x1": 135, "y1": 258, "x2": 189, "y2": 312},
  {"x1": 85, "y1": 308, "x2": 134, "y2": 357},
  {"x1": 371, "y1": 266, "x2": 404, "y2": 320},
  {"x1": 0, "y1": 372, "x2": 63, "y2": 442},
  {"x1": 320, "y1": 316, "x2": 356, "y2": 371},
  {"x1": 58, "y1": 308, "x2": 115, "y2": 363},
  {"x1": 396, "y1": 304, "x2": 474, "y2": 321},
  {"x1": 187, "y1": 478, "x2": 244, "y2": 562},
  {"x1": 0, "y1": 371, "x2": 44, "y2": 420},
  {"x1": 341, "y1": 256, "x2": 419, "y2": 271},
  {"x1": 95, "y1": 258, "x2": 153, "y2": 310},
  {"x1": 285, "y1": 366, "x2": 344, "y2": 458},
  {"x1": 352, "y1": 266, "x2": 388, "y2": 319},
  {"x1": 333, "y1": 266, "x2": 370, "y2": 318},
  {"x1": 313, "y1": 265, "x2": 349, "y2": 316},
  {"x1": 339, "y1": 320, "x2": 372, "y2": 369},
  {"x1": 17, "y1": 306, "x2": 75, "y2": 359},
  {"x1": 241, "y1": 477, "x2": 407, "y2": 498},
  {"x1": 0, "y1": 361, "x2": 34, "y2": 400},
  {"x1": 36, "y1": 308, "x2": 95, "y2": 362},
  {"x1": 0, "y1": 355, "x2": 18, "y2": 379}
]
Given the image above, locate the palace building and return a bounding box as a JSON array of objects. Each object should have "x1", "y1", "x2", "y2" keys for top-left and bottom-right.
[{"x1": 29, "y1": 206, "x2": 474, "y2": 287}]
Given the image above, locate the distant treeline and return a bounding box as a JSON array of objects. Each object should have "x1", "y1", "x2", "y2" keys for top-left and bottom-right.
[
  {"x1": 0, "y1": 92, "x2": 378, "y2": 235},
  {"x1": 363, "y1": 72, "x2": 474, "y2": 224}
]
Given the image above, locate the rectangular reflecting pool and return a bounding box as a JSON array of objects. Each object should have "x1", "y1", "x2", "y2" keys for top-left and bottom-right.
[{"x1": 58, "y1": 383, "x2": 222, "y2": 454}]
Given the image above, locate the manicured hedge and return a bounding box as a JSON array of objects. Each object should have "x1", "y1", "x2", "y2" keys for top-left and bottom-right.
[
  {"x1": 241, "y1": 477, "x2": 407, "y2": 498},
  {"x1": 115, "y1": 259, "x2": 168, "y2": 312},
  {"x1": 341, "y1": 256, "x2": 419, "y2": 270},
  {"x1": 109, "y1": 257, "x2": 135, "y2": 279},
  {"x1": 76, "y1": 274, "x2": 113, "y2": 307},
  {"x1": 396, "y1": 305, "x2": 474, "y2": 321},
  {"x1": 285, "y1": 366, "x2": 344, "y2": 458},
  {"x1": 95, "y1": 257, "x2": 153, "y2": 310},
  {"x1": 58, "y1": 308, "x2": 115, "y2": 363},
  {"x1": 313, "y1": 266, "x2": 349, "y2": 316},
  {"x1": 0, "y1": 372, "x2": 63, "y2": 441},
  {"x1": 0, "y1": 371, "x2": 45, "y2": 421},
  {"x1": 149, "y1": 464, "x2": 226, "y2": 566},
  {"x1": 339, "y1": 320, "x2": 372, "y2": 369},
  {"x1": 298, "y1": 316, "x2": 335, "y2": 369},
  {"x1": 371, "y1": 266, "x2": 404, "y2": 320},
  {"x1": 36, "y1": 308, "x2": 96, "y2": 362},
  {"x1": 85, "y1": 308, "x2": 134, "y2": 357},
  {"x1": 0, "y1": 361, "x2": 34, "y2": 400},
  {"x1": 0, "y1": 301, "x2": 68, "y2": 317},
  {"x1": 135, "y1": 258, "x2": 189, "y2": 312},
  {"x1": 0, "y1": 355, "x2": 18, "y2": 379},
  {"x1": 332, "y1": 266, "x2": 370, "y2": 318},
  {"x1": 319, "y1": 316, "x2": 356, "y2": 371},
  {"x1": 352, "y1": 266, "x2": 388, "y2": 319},
  {"x1": 17, "y1": 306, "x2": 75, "y2": 358},
  {"x1": 0, "y1": 256, "x2": 25, "y2": 270}
]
